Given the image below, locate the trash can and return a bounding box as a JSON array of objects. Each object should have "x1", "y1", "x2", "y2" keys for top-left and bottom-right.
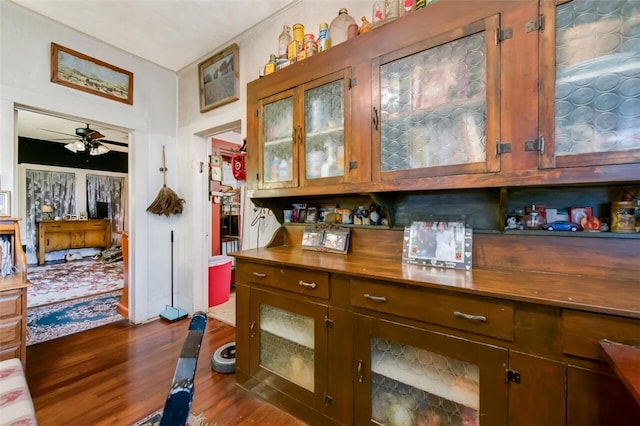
[{"x1": 208, "y1": 255, "x2": 233, "y2": 307}]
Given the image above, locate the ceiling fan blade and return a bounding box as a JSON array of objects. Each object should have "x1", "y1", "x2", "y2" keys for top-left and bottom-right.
[
  {"x1": 40, "y1": 128, "x2": 78, "y2": 138},
  {"x1": 86, "y1": 130, "x2": 105, "y2": 140},
  {"x1": 100, "y1": 139, "x2": 128, "y2": 147}
]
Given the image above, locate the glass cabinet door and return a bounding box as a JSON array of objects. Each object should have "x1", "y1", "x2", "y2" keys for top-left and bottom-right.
[
  {"x1": 259, "y1": 89, "x2": 297, "y2": 189},
  {"x1": 249, "y1": 288, "x2": 328, "y2": 411},
  {"x1": 301, "y1": 70, "x2": 349, "y2": 186},
  {"x1": 354, "y1": 315, "x2": 508, "y2": 425},
  {"x1": 540, "y1": 0, "x2": 640, "y2": 169},
  {"x1": 373, "y1": 16, "x2": 500, "y2": 181}
]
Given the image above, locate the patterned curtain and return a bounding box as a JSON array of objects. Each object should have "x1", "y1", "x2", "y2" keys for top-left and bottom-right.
[
  {"x1": 86, "y1": 174, "x2": 126, "y2": 245},
  {"x1": 25, "y1": 169, "x2": 76, "y2": 265}
]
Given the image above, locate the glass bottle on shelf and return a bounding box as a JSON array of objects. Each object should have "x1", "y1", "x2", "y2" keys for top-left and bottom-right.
[
  {"x1": 264, "y1": 54, "x2": 277, "y2": 75},
  {"x1": 523, "y1": 205, "x2": 546, "y2": 230},
  {"x1": 278, "y1": 25, "x2": 292, "y2": 59},
  {"x1": 329, "y1": 8, "x2": 356, "y2": 46}
]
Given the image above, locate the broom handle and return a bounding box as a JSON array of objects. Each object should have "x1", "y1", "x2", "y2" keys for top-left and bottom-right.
[
  {"x1": 162, "y1": 146, "x2": 167, "y2": 187},
  {"x1": 170, "y1": 230, "x2": 174, "y2": 306}
]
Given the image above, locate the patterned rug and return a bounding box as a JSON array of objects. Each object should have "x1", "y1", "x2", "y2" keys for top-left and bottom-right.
[
  {"x1": 27, "y1": 259, "x2": 124, "y2": 308},
  {"x1": 131, "y1": 409, "x2": 207, "y2": 426},
  {"x1": 27, "y1": 291, "x2": 124, "y2": 345}
]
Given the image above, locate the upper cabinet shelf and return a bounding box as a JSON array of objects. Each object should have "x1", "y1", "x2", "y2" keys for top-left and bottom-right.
[{"x1": 246, "y1": 0, "x2": 640, "y2": 199}]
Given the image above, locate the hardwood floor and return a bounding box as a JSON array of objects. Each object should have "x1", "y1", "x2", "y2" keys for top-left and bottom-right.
[{"x1": 25, "y1": 317, "x2": 306, "y2": 425}]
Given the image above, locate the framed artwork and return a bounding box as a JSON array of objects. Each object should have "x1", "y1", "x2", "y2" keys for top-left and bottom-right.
[
  {"x1": 0, "y1": 191, "x2": 10, "y2": 216},
  {"x1": 199, "y1": 43, "x2": 239, "y2": 112},
  {"x1": 402, "y1": 219, "x2": 473, "y2": 270},
  {"x1": 50, "y1": 43, "x2": 134, "y2": 105}
]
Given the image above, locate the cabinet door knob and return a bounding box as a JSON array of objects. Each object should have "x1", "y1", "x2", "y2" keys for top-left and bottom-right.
[
  {"x1": 298, "y1": 280, "x2": 317, "y2": 289},
  {"x1": 252, "y1": 272, "x2": 267, "y2": 278},
  {"x1": 453, "y1": 311, "x2": 487, "y2": 322},
  {"x1": 364, "y1": 293, "x2": 386, "y2": 302}
]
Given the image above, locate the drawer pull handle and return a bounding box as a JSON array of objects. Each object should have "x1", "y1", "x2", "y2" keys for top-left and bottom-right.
[
  {"x1": 364, "y1": 294, "x2": 386, "y2": 302},
  {"x1": 249, "y1": 321, "x2": 256, "y2": 338},
  {"x1": 357, "y1": 360, "x2": 364, "y2": 383},
  {"x1": 252, "y1": 272, "x2": 267, "y2": 278},
  {"x1": 453, "y1": 311, "x2": 487, "y2": 322},
  {"x1": 298, "y1": 280, "x2": 317, "y2": 289}
]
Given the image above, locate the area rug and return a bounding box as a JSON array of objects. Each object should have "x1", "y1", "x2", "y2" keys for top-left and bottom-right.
[
  {"x1": 131, "y1": 409, "x2": 207, "y2": 426},
  {"x1": 26, "y1": 291, "x2": 124, "y2": 345},
  {"x1": 27, "y1": 259, "x2": 123, "y2": 308}
]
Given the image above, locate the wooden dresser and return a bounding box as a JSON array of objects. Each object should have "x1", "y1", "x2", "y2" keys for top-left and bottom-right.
[
  {"x1": 0, "y1": 218, "x2": 30, "y2": 366},
  {"x1": 37, "y1": 219, "x2": 112, "y2": 265}
]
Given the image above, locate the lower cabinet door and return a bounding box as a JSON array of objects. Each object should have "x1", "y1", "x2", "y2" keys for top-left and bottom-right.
[
  {"x1": 249, "y1": 288, "x2": 329, "y2": 413},
  {"x1": 353, "y1": 314, "x2": 508, "y2": 425}
]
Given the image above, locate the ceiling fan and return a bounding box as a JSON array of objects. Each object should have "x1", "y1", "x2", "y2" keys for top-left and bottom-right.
[{"x1": 42, "y1": 124, "x2": 128, "y2": 156}]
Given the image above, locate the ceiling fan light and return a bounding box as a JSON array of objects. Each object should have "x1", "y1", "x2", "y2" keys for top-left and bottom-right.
[
  {"x1": 64, "y1": 140, "x2": 85, "y2": 153},
  {"x1": 90, "y1": 144, "x2": 110, "y2": 156}
]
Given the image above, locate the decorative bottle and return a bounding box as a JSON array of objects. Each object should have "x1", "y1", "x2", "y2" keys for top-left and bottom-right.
[
  {"x1": 264, "y1": 54, "x2": 277, "y2": 75},
  {"x1": 278, "y1": 25, "x2": 292, "y2": 59},
  {"x1": 317, "y1": 22, "x2": 331, "y2": 52},
  {"x1": 329, "y1": 8, "x2": 356, "y2": 46}
]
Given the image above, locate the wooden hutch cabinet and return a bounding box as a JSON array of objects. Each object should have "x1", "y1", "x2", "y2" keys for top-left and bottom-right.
[
  {"x1": 237, "y1": 0, "x2": 640, "y2": 424},
  {"x1": 0, "y1": 218, "x2": 30, "y2": 366}
]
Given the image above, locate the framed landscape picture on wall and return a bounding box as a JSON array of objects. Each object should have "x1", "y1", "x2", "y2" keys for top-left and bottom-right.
[
  {"x1": 50, "y1": 43, "x2": 134, "y2": 105},
  {"x1": 199, "y1": 43, "x2": 239, "y2": 112}
]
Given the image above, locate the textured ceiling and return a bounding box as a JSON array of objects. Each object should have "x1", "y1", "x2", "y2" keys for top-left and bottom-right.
[{"x1": 10, "y1": 0, "x2": 298, "y2": 72}]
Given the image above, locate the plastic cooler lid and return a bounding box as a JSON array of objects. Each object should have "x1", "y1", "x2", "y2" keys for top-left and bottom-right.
[{"x1": 208, "y1": 255, "x2": 233, "y2": 266}]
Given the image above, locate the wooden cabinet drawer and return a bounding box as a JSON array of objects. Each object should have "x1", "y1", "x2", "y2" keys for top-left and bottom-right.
[
  {"x1": 236, "y1": 261, "x2": 329, "y2": 300},
  {"x1": 350, "y1": 279, "x2": 514, "y2": 341},
  {"x1": 562, "y1": 310, "x2": 640, "y2": 361},
  {"x1": 0, "y1": 317, "x2": 21, "y2": 346},
  {"x1": 0, "y1": 290, "x2": 22, "y2": 319}
]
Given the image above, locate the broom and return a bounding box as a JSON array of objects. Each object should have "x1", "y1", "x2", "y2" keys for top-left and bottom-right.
[{"x1": 147, "y1": 145, "x2": 185, "y2": 216}]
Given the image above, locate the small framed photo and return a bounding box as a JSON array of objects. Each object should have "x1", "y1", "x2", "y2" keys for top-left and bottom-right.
[
  {"x1": 0, "y1": 190, "x2": 10, "y2": 216},
  {"x1": 301, "y1": 227, "x2": 324, "y2": 249},
  {"x1": 79, "y1": 212, "x2": 88, "y2": 220},
  {"x1": 65, "y1": 214, "x2": 78, "y2": 221},
  {"x1": 323, "y1": 228, "x2": 350, "y2": 254},
  {"x1": 306, "y1": 207, "x2": 317, "y2": 223},
  {"x1": 402, "y1": 219, "x2": 472, "y2": 270},
  {"x1": 199, "y1": 43, "x2": 239, "y2": 112}
]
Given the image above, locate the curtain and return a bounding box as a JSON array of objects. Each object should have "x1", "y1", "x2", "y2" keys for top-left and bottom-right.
[
  {"x1": 86, "y1": 174, "x2": 126, "y2": 245},
  {"x1": 25, "y1": 169, "x2": 76, "y2": 265}
]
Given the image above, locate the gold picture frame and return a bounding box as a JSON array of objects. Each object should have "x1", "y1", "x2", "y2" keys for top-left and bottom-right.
[
  {"x1": 0, "y1": 190, "x2": 10, "y2": 217},
  {"x1": 199, "y1": 43, "x2": 239, "y2": 112},
  {"x1": 51, "y1": 42, "x2": 134, "y2": 105}
]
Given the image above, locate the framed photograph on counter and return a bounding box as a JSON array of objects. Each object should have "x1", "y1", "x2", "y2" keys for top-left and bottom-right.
[{"x1": 402, "y1": 219, "x2": 472, "y2": 270}]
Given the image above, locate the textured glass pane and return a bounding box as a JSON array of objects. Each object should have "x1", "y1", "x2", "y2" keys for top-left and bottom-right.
[
  {"x1": 555, "y1": 0, "x2": 640, "y2": 155},
  {"x1": 380, "y1": 33, "x2": 486, "y2": 172},
  {"x1": 370, "y1": 337, "x2": 479, "y2": 425},
  {"x1": 262, "y1": 97, "x2": 293, "y2": 182},
  {"x1": 259, "y1": 304, "x2": 314, "y2": 391},
  {"x1": 304, "y1": 80, "x2": 345, "y2": 179}
]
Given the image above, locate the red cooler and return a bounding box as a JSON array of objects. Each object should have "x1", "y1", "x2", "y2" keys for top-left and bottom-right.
[{"x1": 208, "y1": 255, "x2": 233, "y2": 307}]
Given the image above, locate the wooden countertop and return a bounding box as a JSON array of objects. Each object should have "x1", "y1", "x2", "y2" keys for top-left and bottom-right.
[
  {"x1": 600, "y1": 339, "x2": 640, "y2": 405},
  {"x1": 232, "y1": 246, "x2": 640, "y2": 319}
]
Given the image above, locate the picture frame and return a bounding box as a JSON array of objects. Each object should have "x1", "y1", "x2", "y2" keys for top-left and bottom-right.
[
  {"x1": 199, "y1": 43, "x2": 239, "y2": 112},
  {"x1": 402, "y1": 219, "x2": 473, "y2": 270},
  {"x1": 323, "y1": 228, "x2": 350, "y2": 254},
  {"x1": 301, "y1": 225, "x2": 350, "y2": 254},
  {"x1": 0, "y1": 191, "x2": 10, "y2": 217},
  {"x1": 305, "y1": 207, "x2": 317, "y2": 223},
  {"x1": 51, "y1": 43, "x2": 134, "y2": 105},
  {"x1": 65, "y1": 214, "x2": 78, "y2": 221}
]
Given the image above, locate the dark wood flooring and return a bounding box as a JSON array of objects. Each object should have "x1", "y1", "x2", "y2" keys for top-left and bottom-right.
[{"x1": 25, "y1": 317, "x2": 306, "y2": 425}]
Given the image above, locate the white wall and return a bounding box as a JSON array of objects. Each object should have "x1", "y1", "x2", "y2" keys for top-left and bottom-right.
[
  {"x1": 176, "y1": 0, "x2": 371, "y2": 313},
  {"x1": 0, "y1": 1, "x2": 178, "y2": 323}
]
